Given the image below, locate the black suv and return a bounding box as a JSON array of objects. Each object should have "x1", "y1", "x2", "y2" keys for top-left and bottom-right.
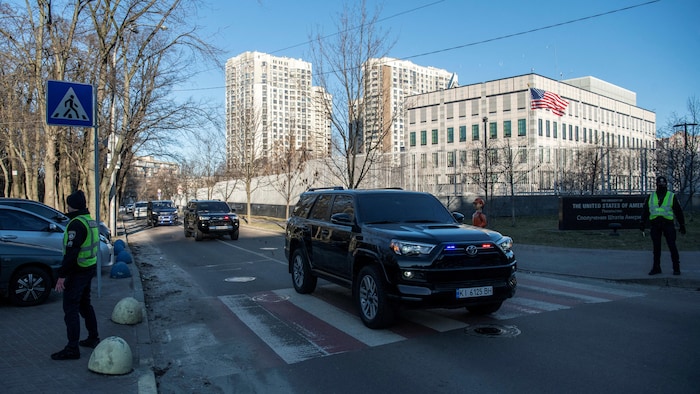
[
  {"x1": 284, "y1": 188, "x2": 517, "y2": 329},
  {"x1": 183, "y1": 200, "x2": 239, "y2": 241},
  {"x1": 147, "y1": 200, "x2": 178, "y2": 227}
]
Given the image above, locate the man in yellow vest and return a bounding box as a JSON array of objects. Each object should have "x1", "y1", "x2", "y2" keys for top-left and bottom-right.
[
  {"x1": 51, "y1": 190, "x2": 101, "y2": 360},
  {"x1": 640, "y1": 176, "x2": 686, "y2": 276}
]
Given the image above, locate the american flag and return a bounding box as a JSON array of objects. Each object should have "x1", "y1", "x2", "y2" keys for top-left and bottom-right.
[{"x1": 530, "y1": 88, "x2": 568, "y2": 116}]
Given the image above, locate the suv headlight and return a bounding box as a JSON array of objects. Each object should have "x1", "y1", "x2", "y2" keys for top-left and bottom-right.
[
  {"x1": 390, "y1": 240, "x2": 435, "y2": 256},
  {"x1": 496, "y1": 236, "x2": 514, "y2": 253}
]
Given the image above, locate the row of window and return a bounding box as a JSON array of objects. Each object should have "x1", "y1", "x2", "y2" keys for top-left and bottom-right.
[{"x1": 409, "y1": 120, "x2": 528, "y2": 146}]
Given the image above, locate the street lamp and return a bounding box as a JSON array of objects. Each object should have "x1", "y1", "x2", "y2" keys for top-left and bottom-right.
[{"x1": 483, "y1": 116, "x2": 488, "y2": 205}]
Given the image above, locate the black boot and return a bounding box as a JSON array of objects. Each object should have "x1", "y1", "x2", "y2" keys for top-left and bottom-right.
[{"x1": 51, "y1": 347, "x2": 80, "y2": 360}]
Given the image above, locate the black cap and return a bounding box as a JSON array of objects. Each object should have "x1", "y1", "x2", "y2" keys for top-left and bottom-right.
[
  {"x1": 656, "y1": 176, "x2": 667, "y2": 185},
  {"x1": 66, "y1": 190, "x2": 87, "y2": 210}
]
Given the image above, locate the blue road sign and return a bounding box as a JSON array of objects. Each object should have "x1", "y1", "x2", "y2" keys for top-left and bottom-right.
[{"x1": 46, "y1": 80, "x2": 94, "y2": 127}]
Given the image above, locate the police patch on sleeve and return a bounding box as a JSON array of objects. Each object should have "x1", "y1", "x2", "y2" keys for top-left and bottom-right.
[{"x1": 67, "y1": 231, "x2": 76, "y2": 247}]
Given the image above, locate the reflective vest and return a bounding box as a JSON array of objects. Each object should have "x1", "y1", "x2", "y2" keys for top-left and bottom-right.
[
  {"x1": 63, "y1": 214, "x2": 99, "y2": 268},
  {"x1": 648, "y1": 191, "x2": 674, "y2": 221}
]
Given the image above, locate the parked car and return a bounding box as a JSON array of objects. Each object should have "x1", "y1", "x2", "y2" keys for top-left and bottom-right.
[
  {"x1": 147, "y1": 200, "x2": 178, "y2": 226},
  {"x1": 284, "y1": 187, "x2": 517, "y2": 329},
  {"x1": 133, "y1": 201, "x2": 148, "y2": 219},
  {"x1": 0, "y1": 205, "x2": 113, "y2": 268},
  {"x1": 183, "y1": 200, "x2": 239, "y2": 241},
  {"x1": 125, "y1": 203, "x2": 135, "y2": 214},
  {"x1": 0, "y1": 239, "x2": 62, "y2": 306},
  {"x1": 0, "y1": 197, "x2": 111, "y2": 240}
]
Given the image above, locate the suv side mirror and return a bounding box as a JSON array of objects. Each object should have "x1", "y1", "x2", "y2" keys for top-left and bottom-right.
[
  {"x1": 331, "y1": 212, "x2": 353, "y2": 225},
  {"x1": 452, "y1": 212, "x2": 465, "y2": 224}
]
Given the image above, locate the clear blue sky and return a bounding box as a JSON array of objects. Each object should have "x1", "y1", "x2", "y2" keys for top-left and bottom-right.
[{"x1": 179, "y1": 0, "x2": 699, "y2": 132}]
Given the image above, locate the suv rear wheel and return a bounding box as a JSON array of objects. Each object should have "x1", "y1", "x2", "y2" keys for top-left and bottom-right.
[
  {"x1": 291, "y1": 249, "x2": 317, "y2": 293},
  {"x1": 230, "y1": 229, "x2": 239, "y2": 240},
  {"x1": 355, "y1": 265, "x2": 395, "y2": 329}
]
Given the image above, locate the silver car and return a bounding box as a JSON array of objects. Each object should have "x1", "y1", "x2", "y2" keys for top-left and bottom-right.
[
  {"x1": 0, "y1": 205, "x2": 113, "y2": 268},
  {"x1": 133, "y1": 201, "x2": 148, "y2": 219}
]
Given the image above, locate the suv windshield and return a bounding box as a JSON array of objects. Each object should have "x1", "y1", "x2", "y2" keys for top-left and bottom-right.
[
  {"x1": 357, "y1": 193, "x2": 455, "y2": 224},
  {"x1": 153, "y1": 201, "x2": 173, "y2": 209},
  {"x1": 195, "y1": 202, "x2": 230, "y2": 212}
]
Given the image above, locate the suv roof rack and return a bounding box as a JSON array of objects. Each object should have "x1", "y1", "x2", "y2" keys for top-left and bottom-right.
[{"x1": 307, "y1": 186, "x2": 345, "y2": 192}]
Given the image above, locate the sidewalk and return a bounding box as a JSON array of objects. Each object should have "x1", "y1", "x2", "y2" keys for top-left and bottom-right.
[
  {"x1": 0, "y1": 227, "x2": 156, "y2": 394},
  {"x1": 1, "y1": 220, "x2": 697, "y2": 394}
]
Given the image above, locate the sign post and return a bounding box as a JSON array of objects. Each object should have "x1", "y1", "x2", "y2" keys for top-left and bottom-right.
[{"x1": 46, "y1": 80, "x2": 103, "y2": 296}]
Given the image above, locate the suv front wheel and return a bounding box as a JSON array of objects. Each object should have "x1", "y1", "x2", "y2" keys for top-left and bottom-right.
[
  {"x1": 355, "y1": 265, "x2": 395, "y2": 329},
  {"x1": 291, "y1": 249, "x2": 317, "y2": 293}
]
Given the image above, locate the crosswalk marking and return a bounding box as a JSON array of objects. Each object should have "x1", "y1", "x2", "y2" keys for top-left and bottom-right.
[{"x1": 219, "y1": 273, "x2": 645, "y2": 365}]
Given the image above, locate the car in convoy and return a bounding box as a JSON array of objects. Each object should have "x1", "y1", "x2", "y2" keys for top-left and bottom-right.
[
  {"x1": 125, "y1": 203, "x2": 135, "y2": 214},
  {"x1": 0, "y1": 205, "x2": 113, "y2": 268},
  {"x1": 284, "y1": 187, "x2": 517, "y2": 329},
  {"x1": 147, "y1": 200, "x2": 178, "y2": 226},
  {"x1": 0, "y1": 197, "x2": 111, "y2": 240},
  {"x1": 133, "y1": 201, "x2": 148, "y2": 219},
  {"x1": 183, "y1": 200, "x2": 239, "y2": 241},
  {"x1": 0, "y1": 239, "x2": 62, "y2": 306}
]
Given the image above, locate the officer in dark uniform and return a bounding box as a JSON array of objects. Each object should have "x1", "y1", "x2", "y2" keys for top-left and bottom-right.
[
  {"x1": 640, "y1": 176, "x2": 686, "y2": 276},
  {"x1": 51, "y1": 190, "x2": 101, "y2": 360}
]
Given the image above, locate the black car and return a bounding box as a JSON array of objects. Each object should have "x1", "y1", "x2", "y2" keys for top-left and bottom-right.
[
  {"x1": 147, "y1": 200, "x2": 178, "y2": 226},
  {"x1": 183, "y1": 200, "x2": 239, "y2": 241},
  {"x1": 0, "y1": 239, "x2": 62, "y2": 306},
  {"x1": 284, "y1": 187, "x2": 517, "y2": 329}
]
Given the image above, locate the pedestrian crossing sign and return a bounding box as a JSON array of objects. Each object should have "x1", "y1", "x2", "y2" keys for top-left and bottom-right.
[{"x1": 46, "y1": 80, "x2": 94, "y2": 127}]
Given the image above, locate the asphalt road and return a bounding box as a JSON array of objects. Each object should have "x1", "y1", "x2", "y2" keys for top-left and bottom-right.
[{"x1": 128, "y1": 220, "x2": 700, "y2": 394}]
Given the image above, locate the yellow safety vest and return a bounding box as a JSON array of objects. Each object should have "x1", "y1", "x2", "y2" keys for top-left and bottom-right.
[
  {"x1": 648, "y1": 191, "x2": 674, "y2": 221},
  {"x1": 63, "y1": 215, "x2": 100, "y2": 267}
]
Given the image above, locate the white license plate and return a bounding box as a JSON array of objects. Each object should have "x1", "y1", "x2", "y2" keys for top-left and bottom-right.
[
  {"x1": 456, "y1": 286, "x2": 493, "y2": 298},
  {"x1": 210, "y1": 225, "x2": 231, "y2": 230}
]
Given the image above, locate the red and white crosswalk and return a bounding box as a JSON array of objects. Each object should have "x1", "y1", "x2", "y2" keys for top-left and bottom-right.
[{"x1": 218, "y1": 273, "x2": 644, "y2": 365}]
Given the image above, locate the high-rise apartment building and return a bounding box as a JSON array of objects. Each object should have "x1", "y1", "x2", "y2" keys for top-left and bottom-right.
[
  {"x1": 362, "y1": 57, "x2": 455, "y2": 154},
  {"x1": 225, "y1": 51, "x2": 330, "y2": 166}
]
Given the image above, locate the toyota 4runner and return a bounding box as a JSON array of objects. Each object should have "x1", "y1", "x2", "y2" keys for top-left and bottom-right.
[
  {"x1": 284, "y1": 187, "x2": 517, "y2": 329},
  {"x1": 184, "y1": 200, "x2": 239, "y2": 241}
]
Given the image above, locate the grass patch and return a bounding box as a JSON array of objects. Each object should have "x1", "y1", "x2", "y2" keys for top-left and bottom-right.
[{"x1": 489, "y1": 215, "x2": 699, "y2": 251}]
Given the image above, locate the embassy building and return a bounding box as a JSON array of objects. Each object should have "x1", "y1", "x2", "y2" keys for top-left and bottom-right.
[{"x1": 401, "y1": 73, "x2": 657, "y2": 198}]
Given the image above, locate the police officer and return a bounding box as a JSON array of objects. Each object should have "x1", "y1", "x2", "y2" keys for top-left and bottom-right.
[
  {"x1": 51, "y1": 190, "x2": 101, "y2": 360},
  {"x1": 640, "y1": 176, "x2": 686, "y2": 276}
]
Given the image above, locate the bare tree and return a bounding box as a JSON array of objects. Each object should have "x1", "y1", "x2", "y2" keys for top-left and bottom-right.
[
  {"x1": 267, "y1": 135, "x2": 313, "y2": 219},
  {"x1": 228, "y1": 106, "x2": 266, "y2": 221},
  {"x1": 659, "y1": 96, "x2": 699, "y2": 217},
  {"x1": 309, "y1": 0, "x2": 396, "y2": 189}
]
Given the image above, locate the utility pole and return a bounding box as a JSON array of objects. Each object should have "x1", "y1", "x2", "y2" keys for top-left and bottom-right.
[{"x1": 483, "y1": 116, "x2": 488, "y2": 205}]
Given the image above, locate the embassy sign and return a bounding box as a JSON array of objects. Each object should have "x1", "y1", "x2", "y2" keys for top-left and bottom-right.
[
  {"x1": 46, "y1": 80, "x2": 94, "y2": 127},
  {"x1": 558, "y1": 195, "x2": 646, "y2": 230}
]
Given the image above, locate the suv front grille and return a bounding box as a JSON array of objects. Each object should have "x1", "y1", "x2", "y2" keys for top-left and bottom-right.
[{"x1": 434, "y1": 244, "x2": 506, "y2": 269}]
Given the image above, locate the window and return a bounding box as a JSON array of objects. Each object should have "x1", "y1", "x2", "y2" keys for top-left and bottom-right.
[
  {"x1": 330, "y1": 195, "x2": 354, "y2": 222},
  {"x1": 553, "y1": 122, "x2": 557, "y2": 138},
  {"x1": 447, "y1": 151, "x2": 455, "y2": 167},
  {"x1": 420, "y1": 153, "x2": 427, "y2": 168},
  {"x1": 472, "y1": 124, "x2": 480, "y2": 141},
  {"x1": 518, "y1": 147, "x2": 527, "y2": 163},
  {"x1": 432, "y1": 152, "x2": 439, "y2": 167},
  {"x1": 447, "y1": 127, "x2": 454, "y2": 143},
  {"x1": 420, "y1": 130, "x2": 427, "y2": 145},
  {"x1": 538, "y1": 119, "x2": 543, "y2": 136},
  {"x1": 489, "y1": 122, "x2": 497, "y2": 139},
  {"x1": 546, "y1": 120, "x2": 550, "y2": 137},
  {"x1": 309, "y1": 195, "x2": 332, "y2": 220},
  {"x1": 409, "y1": 132, "x2": 416, "y2": 147},
  {"x1": 562, "y1": 123, "x2": 567, "y2": 140},
  {"x1": 459, "y1": 125, "x2": 467, "y2": 142},
  {"x1": 503, "y1": 121, "x2": 512, "y2": 138},
  {"x1": 432, "y1": 129, "x2": 438, "y2": 144},
  {"x1": 518, "y1": 119, "x2": 526, "y2": 136}
]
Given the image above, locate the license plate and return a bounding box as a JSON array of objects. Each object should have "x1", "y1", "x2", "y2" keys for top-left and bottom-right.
[
  {"x1": 211, "y1": 225, "x2": 231, "y2": 230},
  {"x1": 456, "y1": 286, "x2": 493, "y2": 298}
]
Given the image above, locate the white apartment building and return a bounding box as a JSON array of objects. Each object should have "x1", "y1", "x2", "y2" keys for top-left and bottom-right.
[
  {"x1": 225, "y1": 51, "x2": 330, "y2": 166},
  {"x1": 404, "y1": 73, "x2": 657, "y2": 198},
  {"x1": 363, "y1": 57, "x2": 455, "y2": 154}
]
